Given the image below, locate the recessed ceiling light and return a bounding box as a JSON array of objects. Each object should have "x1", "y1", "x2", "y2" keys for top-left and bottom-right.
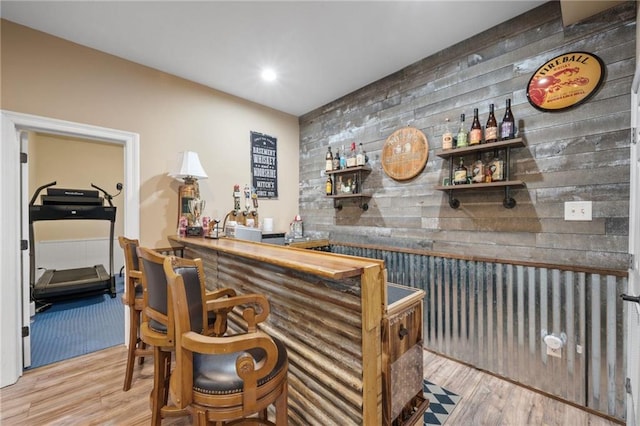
[{"x1": 261, "y1": 68, "x2": 277, "y2": 82}]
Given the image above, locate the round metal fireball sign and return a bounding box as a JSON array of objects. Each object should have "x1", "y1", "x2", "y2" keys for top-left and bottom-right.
[{"x1": 527, "y1": 51, "x2": 605, "y2": 112}]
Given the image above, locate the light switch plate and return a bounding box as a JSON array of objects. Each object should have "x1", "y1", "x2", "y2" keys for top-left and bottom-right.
[{"x1": 564, "y1": 201, "x2": 592, "y2": 221}]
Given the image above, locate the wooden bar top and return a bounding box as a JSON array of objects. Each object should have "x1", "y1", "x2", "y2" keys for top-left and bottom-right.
[{"x1": 169, "y1": 235, "x2": 384, "y2": 280}]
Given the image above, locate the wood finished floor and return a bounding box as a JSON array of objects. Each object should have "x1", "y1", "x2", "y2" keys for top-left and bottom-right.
[{"x1": 0, "y1": 345, "x2": 622, "y2": 425}]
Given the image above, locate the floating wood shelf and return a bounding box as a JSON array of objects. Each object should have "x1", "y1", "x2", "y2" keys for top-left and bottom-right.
[{"x1": 435, "y1": 137, "x2": 526, "y2": 209}]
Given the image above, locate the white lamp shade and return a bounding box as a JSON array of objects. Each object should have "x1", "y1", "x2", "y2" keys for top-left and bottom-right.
[{"x1": 169, "y1": 151, "x2": 208, "y2": 181}]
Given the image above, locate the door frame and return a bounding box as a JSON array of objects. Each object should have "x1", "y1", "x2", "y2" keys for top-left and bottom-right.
[
  {"x1": 627, "y1": 71, "x2": 640, "y2": 426},
  {"x1": 0, "y1": 110, "x2": 139, "y2": 386}
]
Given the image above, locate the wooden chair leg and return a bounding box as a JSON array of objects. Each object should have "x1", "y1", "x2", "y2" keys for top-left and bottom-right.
[
  {"x1": 275, "y1": 380, "x2": 288, "y2": 426},
  {"x1": 151, "y1": 347, "x2": 170, "y2": 426},
  {"x1": 138, "y1": 336, "x2": 147, "y2": 365},
  {"x1": 122, "y1": 306, "x2": 139, "y2": 391}
]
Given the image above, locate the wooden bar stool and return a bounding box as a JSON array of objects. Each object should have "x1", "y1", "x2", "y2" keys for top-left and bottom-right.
[
  {"x1": 225, "y1": 418, "x2": 276, "y2": 426},
  {"x1": 118, "y1": 236, "x2": 153, "y2": 391},
  {"x1": 164, "y1": 256, "x2": 289, "y2": 426},
  {"x1": 138, "y1": 248, "x2": 238, "y2": 425}
]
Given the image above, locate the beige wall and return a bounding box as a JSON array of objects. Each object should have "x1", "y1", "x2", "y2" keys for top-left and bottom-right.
[
  {"x1": 29, "y1": 132, "x2": 124, "y2": 241},
  {"x1": 1, "y1": 20, "x2": 300, "y2": 246}
]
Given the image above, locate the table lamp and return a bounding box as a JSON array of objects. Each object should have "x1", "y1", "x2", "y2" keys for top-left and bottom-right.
[{"x1": 169, "y1": 151, "x2": 208, "y2": 229}]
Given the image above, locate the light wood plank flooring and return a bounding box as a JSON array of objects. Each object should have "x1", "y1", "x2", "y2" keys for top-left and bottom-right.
[{"x1": 0, "y1": 345, "x2": 622, "y2": 425}]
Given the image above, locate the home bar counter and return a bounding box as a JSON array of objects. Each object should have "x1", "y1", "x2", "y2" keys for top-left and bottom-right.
[{"x1": 169, "y1": 235, "x2": 426, "y2": 426}]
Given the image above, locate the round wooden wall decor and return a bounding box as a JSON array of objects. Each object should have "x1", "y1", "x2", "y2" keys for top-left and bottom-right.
[{"x1": 382, "y1": 127, "x2": 429, "y2": 181}]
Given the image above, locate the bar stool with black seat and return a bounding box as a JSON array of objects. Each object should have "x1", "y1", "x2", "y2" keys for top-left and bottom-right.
[
  {"x1": 164, "y1": 255, "x2": 289, "y2": 425},
  {"x1": 118, "y1": 237, "x2": 185, "y2": 391},
  {"x1": 138, "y1": 247, "x2": 238, "y2": 425}
]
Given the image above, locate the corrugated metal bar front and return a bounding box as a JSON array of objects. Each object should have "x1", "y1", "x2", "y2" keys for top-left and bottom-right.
[{"x1": 330, "y1": 244, "x2": 627, "y2": 420}]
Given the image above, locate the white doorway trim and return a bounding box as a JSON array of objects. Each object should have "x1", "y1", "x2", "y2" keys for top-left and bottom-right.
[
  {"x1": 0, "y1": 110, "x2": 139, "y2": 387},
  {"x1": 627, "y1": 71, "x2": 640, "y2": 426}
]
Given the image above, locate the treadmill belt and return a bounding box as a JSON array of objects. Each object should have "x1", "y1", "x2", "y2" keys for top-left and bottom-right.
[
  {"x1": 49, "y1": 267, "x2": 101, "y2": 284},
  {"x1": 34, "y1": 265, "x2": 111, "y2": 300}
]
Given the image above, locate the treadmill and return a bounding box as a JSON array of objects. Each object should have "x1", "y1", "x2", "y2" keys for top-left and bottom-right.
[{"x1": 29, "y1": 181, "x2": 122, "y2": 303}]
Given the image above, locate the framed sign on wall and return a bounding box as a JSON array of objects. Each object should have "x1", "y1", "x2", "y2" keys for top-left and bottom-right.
[
  {"x1": 527, "y1": 51, "x2": 605, "y2": 112},
  {"x1": 250, "y1": 131, "x2": 278, "y2": 198}
]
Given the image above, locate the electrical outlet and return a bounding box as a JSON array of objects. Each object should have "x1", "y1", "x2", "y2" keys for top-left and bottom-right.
[
  {"x1": 547, "y1": 346, "x2": 562, "y2": 358},
  {"x1": 564, "y1": 201, "x2": 592, "y2": 221}
]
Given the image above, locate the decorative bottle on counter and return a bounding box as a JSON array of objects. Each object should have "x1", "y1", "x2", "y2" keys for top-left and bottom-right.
[
  {"x1": 340, "y1": 145, "x2": 347, "y2": 169},
  {"x1": 325, "y1": 146, "x2": 333, "y2": 171},
  {"x1": 454, "y1": 158, "x2": 468, "y2": 185},
  {"x1": 485, "y1": 103, "x2": 498, "y2": 143},
  {"x1": 456, "y1": 114, "x2": 468, "y2": 148},
  {"x1": 442, "y1": 118, "x2": 453, "y2": 150},
  {"x1": 500, "y1": 98, "x2": 516, "y2": 140},
  {"x1": 325, "y1": 176, "x2": 333, "y2": 195},
  {"x1": 469, "y1": 108, "x2": 482, "y2": 146}
]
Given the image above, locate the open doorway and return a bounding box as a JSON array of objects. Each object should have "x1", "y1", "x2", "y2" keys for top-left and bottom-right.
[
  {"x1": 0, "y1": 110, "x2": 140, "y2": 386},
  {"x1": 26, "y1": 131, "x2": 125, "y2": 368}
]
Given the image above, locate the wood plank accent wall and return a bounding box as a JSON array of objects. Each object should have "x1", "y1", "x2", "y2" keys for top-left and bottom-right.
[{"x1": 298, "y1": 1, "x2": 635, "y2": 271}]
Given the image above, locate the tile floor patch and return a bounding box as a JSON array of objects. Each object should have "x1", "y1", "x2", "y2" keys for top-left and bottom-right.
[{"x1": 423, "y1": 379, "x2": 461, "y2": 425}]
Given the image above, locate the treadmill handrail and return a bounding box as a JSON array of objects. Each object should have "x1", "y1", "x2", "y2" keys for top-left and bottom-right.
[{"x1": 30, "y1": 181, "x2": 56, "y2": 206}]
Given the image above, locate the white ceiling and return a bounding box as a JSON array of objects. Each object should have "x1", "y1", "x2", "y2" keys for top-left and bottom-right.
[{"x1": 2, "y1": 1, "x2": 553, "y2": 117}]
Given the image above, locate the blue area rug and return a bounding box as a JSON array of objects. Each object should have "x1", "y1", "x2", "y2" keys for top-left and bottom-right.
[
  {"x1": 28, "y1": 276, "x2": 124, "y2": 369},
  {"x1": 423, "y1": 379, "x2": 461, "y2": 425}
]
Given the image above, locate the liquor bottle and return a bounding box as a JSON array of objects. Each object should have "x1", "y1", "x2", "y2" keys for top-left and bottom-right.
[
  {"x1": 500, "y1": 98, "x2": 516, "y2": 140},
  {"x1": 332, "y1": 147, "x2": 340, "y2": 170},
  {"x1": 489, "y1": 149, "x2": 505, "y2": 181},
  {"x1": 471, "y1": 153, "x2": 484, "y2": 183},
  {"x1": 356, "y1": 143, "x2": 365, "y2": 166},
  {"x1": 469, "y1": 108, "x2": 482, "y2": 146},
  {"x1": 456, "y1": 114, "x2": 468, "y2": 148},
  {"x1": 340, "y1": 145, "x2": 347, "y2": 169},
  {"x1": 347, "y1": 142, "x2": 357, "y2": 167},
  {"x1": 453, "y1": 158, "x2": 468, "y2": 185},
  {"x1": 325, "y1": 146, "x2": 333, "y2": 171},
  {"x1": 442, "y1": 118, "x2": 453, "y2": 150},
  {"x1": 325, "y1": 176, "x2": 333, "y2": 195},
  {"x1": 485, "y1": 103, "x2": 498, "y2": 143}
]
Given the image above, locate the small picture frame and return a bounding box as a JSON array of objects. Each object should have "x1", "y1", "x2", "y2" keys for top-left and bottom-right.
[{"x1": 442, "y1": 177, "x2": 450, "y2": 186}]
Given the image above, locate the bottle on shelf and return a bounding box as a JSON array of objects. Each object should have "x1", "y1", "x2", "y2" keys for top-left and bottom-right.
[
  {"x1": 453, "y1": 157, "x2": 468, "y2": 185},
  {"x1": 347, "y1": 142, "x2": 357, "y2": 167},
  {"x1": 485, "y1": 103, "x2": 498, "y2": 143},
  {"x1": 325, "y1": 176, "x2": 333, "y2": 195},
  {"x1": 489, "y1": 149, "x2": 505, "y2": 181},
  {"x1": 356, "y1": 143, "x2": 365, "y2": 166},
  {"x1": 469, "y1": 108, "x2": 482, "y2": 146},
  {"x1": 325, "y1": 146, "x2": 333, "y2": 172},
  {"x1": 471, "y1": 153, "x2": 484, "y2": 184},
  {"x1": 500, "y1": 98, "x2": 516, "y2": 140},
  {"x1": 340, "y1": 145, "x2": 347, "y2": 169},
  {"x1": 484, "y1": 166, "x2": 493, "y2": 183},
  {"x1": 442, "y1": 118, "x2": 453, "y2": 150},
  {"x1": 332, "y1": 147, "x2": 341, "y2": 170},
  {"x1": 456, "y1": 114, "x2": 468, "y2": 148}
]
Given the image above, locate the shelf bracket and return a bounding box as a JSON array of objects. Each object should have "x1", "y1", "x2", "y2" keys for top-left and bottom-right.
[
  {"x1": 333, "y1": 197, "x2": 368, "y2": 211},
  {"x1": 448, "y1": 190, "x2": 460, "y2": 209},
  {"x1": 503, "y1": 186, "x2": 516, "y2": 209}
]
